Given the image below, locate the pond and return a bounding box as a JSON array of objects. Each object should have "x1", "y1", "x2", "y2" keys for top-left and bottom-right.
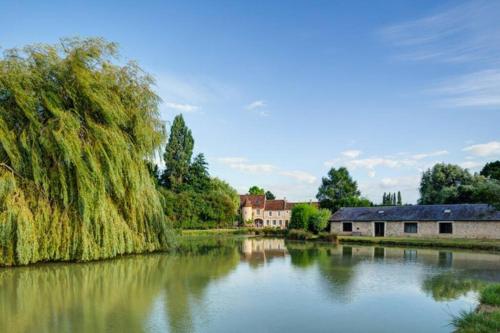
[{"x1": 1, "y1": 236, "x2": 500, "y2": 333}]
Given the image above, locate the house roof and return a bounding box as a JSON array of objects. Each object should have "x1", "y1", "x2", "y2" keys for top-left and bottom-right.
[
  {"x1": 239, "y1": 195, "x2": 265, "y2": 209},
  {"x1": 265, "y1": 200, "x2": 286, "y2": 211},
  {"x1": 330, "y1": 204, "x2": 500, "y2": 222}
]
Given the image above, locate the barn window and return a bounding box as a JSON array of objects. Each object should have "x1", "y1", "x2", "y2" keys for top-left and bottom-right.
[
  {"x1": 404, "y1": 223, "x2": 418, "y2": 234},
  {"x1": 439, "y1": 222, "x2": 453, "y2": 234},
  {"x1": 343, "y1": 222, "x2": 352, "y2": 232}
]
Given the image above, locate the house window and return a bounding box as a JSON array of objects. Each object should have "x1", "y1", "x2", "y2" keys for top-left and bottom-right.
[
  {"x1": 266, "y1": 220, "x2": 269, "y2": 225},
  {"x1": 285, "y1": 220, "x2": 289, "y2": 227},
  {"x1": 279, "y1": 220, "x2": 282, "y2": 225},
  {"x1": 278, "y1": 211, "x2": 281, "y2": 216},
  {"x1": 273, "y1": 220, "x2": 276, "y2": 225},
  {"x1": 439, "y1": 222, "x2": 453, "y2": 234},
  {"x1": 404, "y1": 223, "x2": 418, "y2": 234},
  {"x1": 257, "y1": 209, "x2": 260, "y2": 215},
  {"x1": 269, "y1": 211, "x2": 272, "y2": 216},
  {"x1": 343, "y1": 222, "x2": 352, "y2": 232}
]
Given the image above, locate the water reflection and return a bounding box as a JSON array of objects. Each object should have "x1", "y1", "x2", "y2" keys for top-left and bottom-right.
[{"x1": 1, "y1": 237, "x2": 500, "y2": 333}]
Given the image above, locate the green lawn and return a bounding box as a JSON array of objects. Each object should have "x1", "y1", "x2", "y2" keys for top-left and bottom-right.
[
  {"x1": 453, "y1": 283, "x2": 500, "y2": 333},
  {"x1": 338, "y1": 236, "x2": 500, "y2": 251}
]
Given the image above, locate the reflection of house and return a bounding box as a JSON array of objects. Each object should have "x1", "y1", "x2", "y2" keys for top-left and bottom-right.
[
  {"x1": 240, "y1": 239, "x2": 287, "y2": 264},
  {"x1": 330, "y1": 204, "x2": 500, "y2": 239},
  {"x1": 239, "y1": 195, "x2": 318, "y2": 229}
]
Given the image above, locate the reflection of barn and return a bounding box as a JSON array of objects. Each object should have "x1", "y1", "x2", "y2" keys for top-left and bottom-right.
[
  {"x1": 240, "y1": 239, "x2": 288, "y2": 265},
  {"x1": 329, "y1": 245, "x2": 500, "y2": 280}
]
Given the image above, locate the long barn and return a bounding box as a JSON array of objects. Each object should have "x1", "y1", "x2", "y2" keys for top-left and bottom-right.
[{"x1": 330, "y1": 204, "x2": 500, "y2": 239}]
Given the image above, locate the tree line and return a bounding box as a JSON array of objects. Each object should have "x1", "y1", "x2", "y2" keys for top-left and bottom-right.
[
  {"x1": 150, "y1": 114, "x2": 240, "y2": 229},
  {"x1": 314, "y1": 161, "x2": 500, "y2": 213}
]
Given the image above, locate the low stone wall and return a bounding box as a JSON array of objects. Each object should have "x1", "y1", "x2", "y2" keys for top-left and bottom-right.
[{"x1": 331, "y1": 221, "x2": 500, "y2": 239}]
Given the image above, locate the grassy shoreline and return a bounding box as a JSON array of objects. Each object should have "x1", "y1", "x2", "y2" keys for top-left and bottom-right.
[
  {"x1": 452, "y1": 283, "x2": 500, "y2": 332},
  {"x1": 338, "y1": 236, "x2": 500, "y2": 252},
  {"x1": 180, "y1": 229, "x2": 500, "y2": 252}
]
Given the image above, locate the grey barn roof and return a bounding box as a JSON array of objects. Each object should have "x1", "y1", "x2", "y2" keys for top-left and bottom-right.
[{"x1": 330, "y1": 204, "x2": 500, "y2": 222}]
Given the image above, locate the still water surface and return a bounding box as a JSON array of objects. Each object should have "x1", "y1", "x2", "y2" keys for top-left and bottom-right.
[{"x1": 1, "y1": 236, "x2": 500, "y2": 333}]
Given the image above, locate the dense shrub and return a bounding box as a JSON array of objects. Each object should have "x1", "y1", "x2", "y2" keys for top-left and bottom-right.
[
  {"x1": 286, "y1": 229, "x2": 314, "y2": 240},
  {"x1": 289, "y1": 204, "x2": 332, "y2": 234},
  {"x1": 309, "y1": 209, "x2": 331, "y2": 233},
  {"x1": 289, "y1": 204, "x2": 317, "y2": 230},
  {"x1": 317, "y1": 232, "x2": 337, "y2": 242},
  {"x1": 159, "y1": 177, "x2": 239, "y2": 229}
]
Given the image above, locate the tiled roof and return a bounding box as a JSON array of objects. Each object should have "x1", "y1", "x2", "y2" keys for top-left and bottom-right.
[
  {"x1": 265, "y1": 200, "x2": 286, "y2": 211},
  {"x1": 330, "y1": 204, "x2": 500, "y2": 222},
  {"x1": 239, "y1": 195, "x2": 265, "y2": 209}
]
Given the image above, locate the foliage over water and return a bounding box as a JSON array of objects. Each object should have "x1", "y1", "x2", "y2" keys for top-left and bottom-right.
[{"x1": 0, "y1": 38, "x2": 173, "y2": 265}]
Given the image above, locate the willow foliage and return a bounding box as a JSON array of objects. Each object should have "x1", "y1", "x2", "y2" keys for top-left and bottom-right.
[{"x1": 0, "y1": 38, "x2": 173, "y2": 265}]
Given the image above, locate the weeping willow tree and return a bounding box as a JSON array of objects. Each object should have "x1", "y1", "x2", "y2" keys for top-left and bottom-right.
[{"x1": 0, "y1": 38, "x2": 173, "y2": 266}]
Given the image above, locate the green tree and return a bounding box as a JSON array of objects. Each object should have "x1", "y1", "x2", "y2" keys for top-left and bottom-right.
[
  {"x1": 309, "y1": 208, "x2": 331, "y2": 233},
  {"x1": 0, "y1": 38, "x2": 172, "y2": 265},
  {"x1": 481, "y1": 161, "x2": 500, "y2": 181},
  {"x1": 317, "y1": 167, "x2": 371, "y2": 212},
  {"x1": 418, "y1": 163, "x2": 474, "y2": 204},
  {"x1": 186, "y1": 153, "x2": 210, "y2": 192},
  {"x1": 265, "y1": 190, "x2": 276, "y2": 200},
  {"x1": 248, "y1": 186, "x2": 265, "y2": 195},
  {"x1": 289, "y1": 203, "x2": 317, "y2": 230},
  {"x1": 161, "y1": 114, "x2": 194, "y2": 190},
  {"x1": 397, "y1": 191, "x2": 402, "y2": 205}
]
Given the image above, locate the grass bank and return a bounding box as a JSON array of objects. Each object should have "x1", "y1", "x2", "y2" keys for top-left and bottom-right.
[
  {"x1": 180, "y1": 228, "x2": 337, "y2": 242},
  {"x1": 180, "y1": 228, "x2": 251, "y2": 236},
  {"x1": 452, "y1": 283, "x2": 500, "y2": 332},
  {"x1": 338, "y1": 236, "x2": 500, "y2": 252}
]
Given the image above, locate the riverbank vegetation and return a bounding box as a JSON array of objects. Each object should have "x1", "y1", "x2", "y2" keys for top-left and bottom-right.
[
  {"x1": 151, "y1": 114, "x2": 239, "y2": 229},
  {"x1": 338, "y1": 236, "x2": 500, "y2": 251},
  {"x1": 419, "y1": 162, "x2": 500, "y2": 209},
  {"x1": 452, "y1": 283, "x2": 500, "y2": 333},
  {"x1": 0, "y1": 38, "x2": 174, "y2": 266},
  {"x1": 316, "y1": 167, "x2": 372, "y2": 211}
]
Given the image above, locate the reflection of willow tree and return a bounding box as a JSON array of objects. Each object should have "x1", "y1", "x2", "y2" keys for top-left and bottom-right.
[
  {"x1": 0, "y1": 236, "x2": 242, "y2": 333},
  {"x1": 0, "y1": 255, "x2": 165, "y2": 333},
  {"x1": 162, "y1": 243, "x2": 240, "y2": 333},
  {"x1": 422, "y1": 273, "x2": 484, "y2": 301},
  {"x1": 286, "y1": 242, "x2": 360, "y2": 302}
]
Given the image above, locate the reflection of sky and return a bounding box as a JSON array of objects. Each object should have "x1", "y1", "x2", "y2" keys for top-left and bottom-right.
[{"x1": 164, "y1": 242, "x2": 494, "y2": 333}]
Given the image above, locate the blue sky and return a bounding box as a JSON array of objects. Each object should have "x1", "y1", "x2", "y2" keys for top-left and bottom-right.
[{"x1": 1, "y1": 1, "x2": 499, "y2": 203}]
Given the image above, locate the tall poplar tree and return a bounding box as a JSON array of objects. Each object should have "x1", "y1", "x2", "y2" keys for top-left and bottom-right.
[{"x1": 161, "y1": 114, "x2": 194, "y2": 190}]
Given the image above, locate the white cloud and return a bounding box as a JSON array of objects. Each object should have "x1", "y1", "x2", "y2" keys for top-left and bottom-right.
[
  {"x1": 245, "y1": 100, "x2": 266, "y2": 110},
  {"x1": 165, "y1": 102, "x2": 199, "y2": 112},
  {"x1": 368, "y1": 170, "x2": 376, "y2": 178},
  {"x1": 280, "y1": 170, "x2": 317, "y2": 184},
  {"x1": 411, "y1": 150, "x2": 449, "y2": 160},
  {"x1": 324, "y1": 156, "x2": 414, "y2": 170},
  {"x1": 217, "y1": 157, "x2": 276, "y2": 174},
  {"x1": 342, "y1": 150, "x2": 362, "y2": 158},
  {"x1": 463, "y1": 141, "x2": 500, "y2": 157},
  {"x1": 431, "y1": 69, "x2": 500, "y2": 108},
  {"x1": 460, "y1": 161, "x2": 483, "y2": 170},
  {"x1": 380, "y1": 2, "x2": 500, "y2": 64},
  {"x1": 346, "y1": 158, "x2": 409, "y2": 169}
]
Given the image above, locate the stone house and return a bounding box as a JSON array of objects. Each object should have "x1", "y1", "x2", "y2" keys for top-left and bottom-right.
[
  {"x1": 239, "y1": 195, "x2": 318, "y2": 229},
  {"x1": 330, "y1": 204, "x2": 500, "y2": 239}
]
